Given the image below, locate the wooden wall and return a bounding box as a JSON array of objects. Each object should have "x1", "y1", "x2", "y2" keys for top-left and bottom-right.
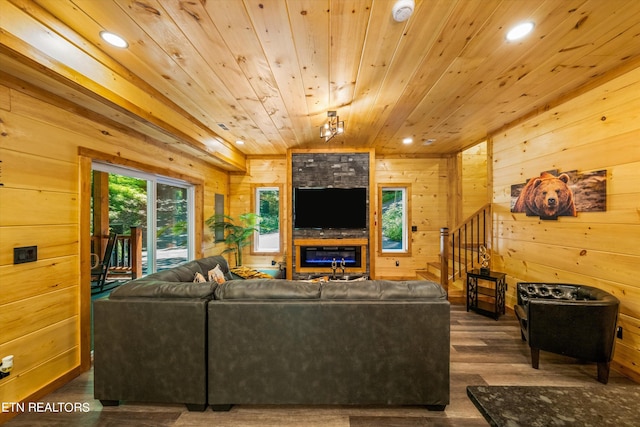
[
  {"x1": 228, "y1": 155, "x2": 450, "y2": 280},
  {"x1": 228, "y1": 156, "x2": 288, "y2": 268},
  {"x1": 491, "y1": 65, "x2": 640, "y2": 381},
  {"x1": 461, "y1": 141, "x2": 489, "y2": 219},
  {"x1": 374, "y1": 157, "x2": 450, "y2": 279},
  {"x1": 0, "y1": 83, "x2": 230, "y2": 415}
]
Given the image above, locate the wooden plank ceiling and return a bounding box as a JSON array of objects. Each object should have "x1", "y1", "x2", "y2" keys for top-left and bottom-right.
[{"x1": 2, "y1": 0, "x2": 640, "y2": 168}]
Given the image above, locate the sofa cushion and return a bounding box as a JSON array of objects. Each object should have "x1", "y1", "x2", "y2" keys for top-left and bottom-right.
[
  {"x1": 142, "y1": 261, "x2": 205, "y2": 283},
  {"x1": 321, "y1": 280, "x2": 446, "y2": 300},
  {"x1": 145, "y1": 268, "x2": 183, "y2": 282},
  {"x1": 110, "y1": 279, "x2": 217, "y2": 299},
  {"x1": 173, "y1": 262, "x2": 205, "y2": 281},
  {"x1": 214, "y1": 279, "x2": 321, "y2": 300},
  {"x1": 195, "y1": 256, "x2": 233, "y2": 281},
  {"x1": 107, "y1": 256, "x2": 234, "y2": 300}
]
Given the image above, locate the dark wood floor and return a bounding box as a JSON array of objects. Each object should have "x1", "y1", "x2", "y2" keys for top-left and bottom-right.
[{"x1": 4, "y1": 304, "x2": 637, "y2": 426}]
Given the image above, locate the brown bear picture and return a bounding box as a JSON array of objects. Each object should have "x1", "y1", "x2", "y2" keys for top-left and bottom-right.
[{"x1": 513, "y1": 171, "x2": 577, "y2": 219}]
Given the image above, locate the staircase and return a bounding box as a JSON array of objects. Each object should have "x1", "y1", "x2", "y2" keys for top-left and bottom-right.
[{"x1": 418, "y1": 204, "x2": 491, "y2": 304}]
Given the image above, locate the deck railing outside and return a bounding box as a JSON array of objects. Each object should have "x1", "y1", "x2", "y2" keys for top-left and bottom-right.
[{"x1": 92, "y1": 226, "x2": 142, "y2": 280}]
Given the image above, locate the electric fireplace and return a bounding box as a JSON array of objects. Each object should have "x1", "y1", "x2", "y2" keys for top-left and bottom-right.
[{"x1": 299, "y1": 245, "x2": 362, "y2": 268}]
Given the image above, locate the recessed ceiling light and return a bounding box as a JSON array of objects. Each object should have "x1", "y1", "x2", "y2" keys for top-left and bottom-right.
[
  {"x1": 402, "y1": 137, "x2": 413, "y2": 144},
  {"x1": 506, "y1": 21, "x2": 535, "y2": 42},
  {"x1": 235, "y1": 140, "x2": 244, "y2": 145},
  {"x1": 100, "y1": 31, "x2": 128, "y2": 48}
]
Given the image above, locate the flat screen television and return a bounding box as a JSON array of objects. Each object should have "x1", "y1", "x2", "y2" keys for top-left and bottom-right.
[{"x1": 294, "y1": 187, "x2": 367, "y2": 229}]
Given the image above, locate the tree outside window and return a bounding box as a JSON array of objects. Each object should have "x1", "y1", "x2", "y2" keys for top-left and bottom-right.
[
  {"x1": 92, "y1": 165, "x2": 194, "y2": 275},
  {"x1": 379, "y1": 186, "x2": 410, "y2": 253},
  {"x1": 253, "y1": 186, "x2": 281, "y2": 253}
]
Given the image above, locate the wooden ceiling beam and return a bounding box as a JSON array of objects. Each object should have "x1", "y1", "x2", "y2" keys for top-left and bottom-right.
[{"x1": 0, "y1": 0, "x2": 246, "y2": 171}]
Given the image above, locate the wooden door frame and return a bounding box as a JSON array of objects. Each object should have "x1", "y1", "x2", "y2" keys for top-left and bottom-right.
[{"x1": 78, "y1": 148, "x2": 204, "y2": 370}]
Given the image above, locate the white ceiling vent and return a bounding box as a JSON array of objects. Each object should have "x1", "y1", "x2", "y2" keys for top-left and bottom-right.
[{"x1": 392, "y1": 0, "x2": 415, "y2": 22}]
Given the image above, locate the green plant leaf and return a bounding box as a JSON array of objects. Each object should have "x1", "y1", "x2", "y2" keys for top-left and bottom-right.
[{"x1": 206, "y1": 212, "x2": 261, "y2": 266}]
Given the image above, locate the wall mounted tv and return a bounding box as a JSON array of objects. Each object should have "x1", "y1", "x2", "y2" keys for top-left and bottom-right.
[{"x1": 294, "y1": 187, "x2": 367, "y2": 229}]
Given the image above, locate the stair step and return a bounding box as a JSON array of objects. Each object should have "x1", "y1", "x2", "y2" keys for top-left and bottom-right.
[
  {"x1": 426, "y1": 262, "x2": 466, "y2": 280},
  {"x1": 416, "y1": 268, "x2": 466, "y2": 305},
  {"x1": 419, "y1": 262, "x2": 469, "y2": 306},
  {"x1": 415, "y1": 269, "x2": 439, "y2": 282}
]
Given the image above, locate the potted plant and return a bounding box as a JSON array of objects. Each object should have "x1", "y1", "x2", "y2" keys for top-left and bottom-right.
[{"x1": 206, "y1": 213, "x2": 259, "y2": 266}]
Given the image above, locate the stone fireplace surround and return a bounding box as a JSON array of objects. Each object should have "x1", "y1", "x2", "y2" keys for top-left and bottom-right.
[{"x1": 291, "y1": 151, "x2": 371, "y2": 279}]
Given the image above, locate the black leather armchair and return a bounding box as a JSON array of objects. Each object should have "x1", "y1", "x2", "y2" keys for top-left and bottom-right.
[{"x1": 514, "y1": 282, "x2": 619, "y2": 384}]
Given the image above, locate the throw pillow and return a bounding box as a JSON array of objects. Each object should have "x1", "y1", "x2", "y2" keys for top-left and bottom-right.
[
  {"x1": 208, "y1": 265, "x2": 226, "y2": 284},
  {"x1": 193, "y1": 272, "x2": 207, "y2": 283}
]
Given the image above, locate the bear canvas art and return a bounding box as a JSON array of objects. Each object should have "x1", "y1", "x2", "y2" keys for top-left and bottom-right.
[
  {"x1": 511, "y1": 169, "x2": 606, "y2": 220},
  {"x1": 513, "y1": 172, "x2": 576, "y2": 218}
]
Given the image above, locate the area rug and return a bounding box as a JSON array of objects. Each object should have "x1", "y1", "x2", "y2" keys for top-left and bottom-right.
[{"x1": 467, "y1": 385, "x2": 640, "y2": 427}]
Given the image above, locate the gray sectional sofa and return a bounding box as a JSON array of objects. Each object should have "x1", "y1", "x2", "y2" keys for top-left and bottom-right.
[{"x1": 93, "y1": 256, "x2": 450, "y2": 411}]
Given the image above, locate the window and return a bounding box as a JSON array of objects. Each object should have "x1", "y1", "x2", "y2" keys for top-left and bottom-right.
[
  {"x1": 252, "y1": 185, "x2": 281, "y2": 253},
  {"x1": 379, "y1": 185, "x2": 411, "y2": 254}
]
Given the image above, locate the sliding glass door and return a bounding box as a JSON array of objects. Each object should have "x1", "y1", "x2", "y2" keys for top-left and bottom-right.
[
  {"x1": 92, "y1": 162, "x2": 194, "y2": 275},
  {"x1": 154, "y1": 180, "x2": 192, "y2": 272}
]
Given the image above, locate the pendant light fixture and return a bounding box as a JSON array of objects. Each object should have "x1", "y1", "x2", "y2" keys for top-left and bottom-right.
[{"x1": 319, "y1": 111, "x2": 345, "y2": 142}]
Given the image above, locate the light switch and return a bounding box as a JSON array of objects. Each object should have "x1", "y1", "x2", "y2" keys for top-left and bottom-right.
[{"x1": 14, "y1": 246, "x2": 37, "y2": 264}]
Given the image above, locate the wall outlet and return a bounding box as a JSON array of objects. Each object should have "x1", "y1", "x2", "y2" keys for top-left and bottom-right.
[
  {"x1": 617, "y1": 326, "x2": 623, "y2": 339},
  {"x1": 14, "y1": 246, "x2": 37, "y2": 264}
]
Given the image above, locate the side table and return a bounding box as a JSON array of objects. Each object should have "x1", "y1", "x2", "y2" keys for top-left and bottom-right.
[{"x1": 466, "y1": 269, "x2": 506, "y2": 320}]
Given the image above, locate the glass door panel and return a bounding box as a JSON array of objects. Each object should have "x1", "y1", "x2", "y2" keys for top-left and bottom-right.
[
  {"x1": 92, "y1": 162, "x2": 194, "y2": 276},
  {"x1": 156, "y1": 182, "x2": 189, "y2": 271},
  {"x1": 106, "y1": 173, "x2": 149, "y2": 275}
]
